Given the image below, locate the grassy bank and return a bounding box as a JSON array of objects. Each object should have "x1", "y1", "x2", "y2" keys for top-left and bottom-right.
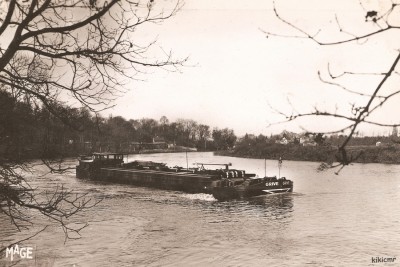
[{"x1": 215, "y1": 144, "x2": 400, "y2": 164}]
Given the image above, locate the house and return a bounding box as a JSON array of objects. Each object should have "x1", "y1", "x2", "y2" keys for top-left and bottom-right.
[{"x1": 275, "y1": 137, "x2": 289, "y2": 145}]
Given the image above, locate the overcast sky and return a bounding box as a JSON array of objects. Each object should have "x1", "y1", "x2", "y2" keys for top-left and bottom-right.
[{"x1": 104, "y1": 0, "x2": 400, "y2": 136}]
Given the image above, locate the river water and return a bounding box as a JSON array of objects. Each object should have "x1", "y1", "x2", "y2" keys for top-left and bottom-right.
[{"x1": 1, "y1": 152, "x2": 399, "y2": 267}]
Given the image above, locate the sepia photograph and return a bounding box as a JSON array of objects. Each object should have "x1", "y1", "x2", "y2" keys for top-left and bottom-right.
[{"x1": 0, "y1": 0, "x2": 399, "y2": 266}]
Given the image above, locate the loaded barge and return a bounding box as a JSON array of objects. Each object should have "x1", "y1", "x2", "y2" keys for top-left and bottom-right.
[{"x1": 76, "y1": 153, "x2": 293, "y2": 200}]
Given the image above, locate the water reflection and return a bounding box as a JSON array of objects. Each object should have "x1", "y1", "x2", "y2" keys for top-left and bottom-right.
[
  {"x1": 203, "y1": 193, "x2": 294, "y2": 222},
  {"x1": 247, "y1": 193, "x2": 294, "y2": 210}
]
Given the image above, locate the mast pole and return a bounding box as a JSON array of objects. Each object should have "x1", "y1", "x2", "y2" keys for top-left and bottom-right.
[
  {"x1": 278, "y1": 156, "x2": 282, "y2": 179},
  {"x1": 264, "y1": 158, "x2": 266, "y2": 178},
  {"x1": 186, "y1": 149, "x2": 188, "y2": 170}
]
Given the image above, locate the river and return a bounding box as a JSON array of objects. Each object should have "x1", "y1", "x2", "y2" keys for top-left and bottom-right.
[{"x1": 1, "y1": 152, "x2": 399, "y2": 266}]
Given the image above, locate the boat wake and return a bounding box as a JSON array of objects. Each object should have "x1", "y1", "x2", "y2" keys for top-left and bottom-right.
[{"x1": 180, "y1": 193, "x2": 216, "y2": 202}]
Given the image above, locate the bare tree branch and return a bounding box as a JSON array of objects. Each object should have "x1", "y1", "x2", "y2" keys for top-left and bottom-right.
[
  {"x1": 0, "y1": 0, "x2": 185, "y2": 247},
  {"x1": 265, "y1": 0, "x2": 400, "y2": 172}
]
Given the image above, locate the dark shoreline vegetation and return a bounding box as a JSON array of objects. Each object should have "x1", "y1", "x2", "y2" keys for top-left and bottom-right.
[
  {"x1": 2, "y1": 90, "x2": 400, "y2": 164},
  {"x1": 0, "y1": 91, "x2": 235, "y2": 161},
  {"x1": 215, "y1": 144, "x2": 400, "y2": 165}
]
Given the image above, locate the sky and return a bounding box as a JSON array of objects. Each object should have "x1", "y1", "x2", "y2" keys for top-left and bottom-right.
[{"x1": 103, "y1": 0, "x2": 400, "y2": 136}]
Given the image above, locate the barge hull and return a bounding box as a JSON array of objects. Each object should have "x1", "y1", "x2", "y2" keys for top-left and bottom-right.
[
  {"x1": 89, "y1": 167, "x2": 216, "y2": 194},
  {"x1": 212, "y1": 179, "x2": 293, "y2": 201}
]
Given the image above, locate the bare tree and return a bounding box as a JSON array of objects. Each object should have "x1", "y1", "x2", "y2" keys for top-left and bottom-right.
[
  {"x1": 0, "y1": 0, "x2": 185, "y2": 250},
  {"x1": 263, "y1": 0, "x2": 400, "y2": 173},
  {"x1": 0, "y1": 0, "x2": 186, "y2": 112}
]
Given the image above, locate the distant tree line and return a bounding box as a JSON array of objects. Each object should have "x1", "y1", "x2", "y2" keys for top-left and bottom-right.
[
  {"x1": 0, "y1": 91, "x2": 237, "y2": 160},
  {"x1": 3, "y1": 88, "x2": 398, "y2": 162},
  {"x1": 220, "y1": 131, "x2": 400, "y2": 164}
]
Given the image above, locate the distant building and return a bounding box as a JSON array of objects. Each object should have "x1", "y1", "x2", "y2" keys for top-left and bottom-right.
[
  {"x1": 167, "y1": 143, "x2": 176, "y2": 149},
  {"x1": 153, "y1": 137, "x2": 165, "y2": 143},
  {"x1": 275, "y1": 137, "x2": 288, "y2": 145},
  {"x1": 303, "y1": 141, "x2": 317, "y2": 147},
  {"x1": 129, "y1": 142, "x2": 141, "y2": 152},
  {"x1": 299, "y1": 135, "x2": 316, "y2": 146},
  {"x1": 128, "y1": 139, "x2": 168, "y2": 152}
]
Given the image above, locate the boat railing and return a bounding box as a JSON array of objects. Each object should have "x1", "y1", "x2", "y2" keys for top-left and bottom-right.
[{"x1": 194, "y1": 162, "x2": 232, "y2": 171}]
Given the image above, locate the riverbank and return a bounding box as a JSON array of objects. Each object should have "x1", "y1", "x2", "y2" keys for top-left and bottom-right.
[
  {"x1": 134, "y1": 146, "x2": 198, "y2": 154},
  {"x1": 215, "y1": 144, "x2": 400, "y2": 164}
]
